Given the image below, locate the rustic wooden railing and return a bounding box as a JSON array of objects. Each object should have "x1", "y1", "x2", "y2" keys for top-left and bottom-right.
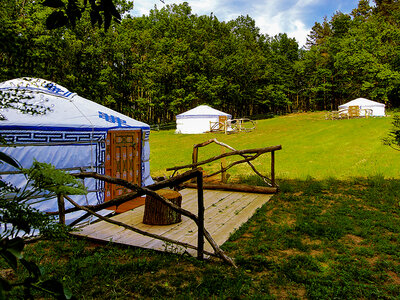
[
  {"x1": 50, "y1": 168, "x2": 236, "y2": 267},
  {"x1": 167, "y1": 139, "x2": 281, "y2": 188},
  {"x1": 209, "y1": 118, "x2": 256, "y2": 134}
]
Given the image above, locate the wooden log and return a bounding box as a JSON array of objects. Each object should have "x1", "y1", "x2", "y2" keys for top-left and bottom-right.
[
  {"x1": 143, "y1": 189, "x2": 182, "y2": 225},
  {"x1": 167, "y1": 145, "x2": 282, "y2": 171},
  {"x1": 182, "y1": 182, "x2": 278, "y2": 194},
  {"x1": 57, "y1": 194, "x2": 65, "y2": 225}
]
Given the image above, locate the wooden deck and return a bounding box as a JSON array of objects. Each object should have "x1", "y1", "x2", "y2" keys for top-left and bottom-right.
[{"x1": 71, "y1": 189, "x2": 273, "y2": 256}]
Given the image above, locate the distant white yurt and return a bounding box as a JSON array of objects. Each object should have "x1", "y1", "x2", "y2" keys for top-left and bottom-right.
[
  {"x1": 338, "y1": 98, "x2": 386, "y2": 117},
  {"x1": 176, "y1": 105, "x2": 232, "y2": 134},
  {"x1": 0, "y1": 77, "x2": 152, "y2": 224}
]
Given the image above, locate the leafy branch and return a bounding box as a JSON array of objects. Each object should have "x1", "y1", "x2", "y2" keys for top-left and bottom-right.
[
  {"x1": 0, "y1": 153, "x2": 86, "y2": 299},
  {"x1": 42, "y1": 0, "x2": 122, "y2": 30}
]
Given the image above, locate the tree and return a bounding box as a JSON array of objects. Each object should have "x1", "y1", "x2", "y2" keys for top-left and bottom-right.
[
  {"x1": 305, "y1": 17, "x2": 332, "y2": 49},
  {"x1": 383, "y1": 115, "x2": 400, "y2": 151}
]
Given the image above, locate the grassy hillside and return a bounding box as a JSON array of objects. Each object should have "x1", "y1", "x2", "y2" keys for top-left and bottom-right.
[
  {"x1": 4, "y1": 112, "x2": 400, "y2": 299},
  {"x1": 149, "y1": 112, "x2": 400, "y2": 180}
]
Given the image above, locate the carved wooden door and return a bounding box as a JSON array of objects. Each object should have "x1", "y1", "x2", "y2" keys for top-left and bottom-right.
[{"x1": 104, "y1": 130, "x2": 141, "y2": 201}]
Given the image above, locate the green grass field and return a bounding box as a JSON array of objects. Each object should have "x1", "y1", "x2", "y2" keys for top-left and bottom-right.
[
  {"x1": 4, "y1": 112, "x2": 400, "y2": 299},
  {"x1": 149, "y1": 112, "x2": 400, "y2": 180},
  {"x1": 7, "y1": 176, "x2": 400, "y2": 299}
]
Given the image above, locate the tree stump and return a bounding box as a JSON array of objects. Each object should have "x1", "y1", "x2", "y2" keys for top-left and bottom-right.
[{"x1": 143, "y1": 189, "x2": 182, "y2": 225}]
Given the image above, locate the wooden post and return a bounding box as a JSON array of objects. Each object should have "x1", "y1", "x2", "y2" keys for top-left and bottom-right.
[
  {"x1": 57, "y1": 194, "x2": 65, "y2": 225},
  {"x1": 221, "y1": 146, "x2": 227, "y2": 183},
  {"x1": 192, "y1": 147, "x2": 198, "y2": 183},
  {"x1": 271, "y1": 151, "x2": 275, "y2": 187},
  {"x1": 192, "y1": 147, "x2": 198, "y2": 167},
  {"x1": 197, "y1": 172, "x2": 204, "y2": 260}
]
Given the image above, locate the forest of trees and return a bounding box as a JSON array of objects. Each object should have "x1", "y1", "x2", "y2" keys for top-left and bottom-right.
[{"x1": 1, "y1": 0, "x2": 400, "y2": 124}]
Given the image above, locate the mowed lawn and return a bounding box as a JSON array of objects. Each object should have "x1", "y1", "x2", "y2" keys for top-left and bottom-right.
[
  {"x1": 149, "y1": 112, "x2": 400, "y2": 181},
  {"x1": 7, "y1": 112, "x2": 400, "y2": 299}
]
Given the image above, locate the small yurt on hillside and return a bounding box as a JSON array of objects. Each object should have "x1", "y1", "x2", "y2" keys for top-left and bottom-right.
[
  {"x1": 0, "y1": 78, "x2": 152, "y2": 224},
  {"x1": 338, "y1": 98, "x2": 386, "y2": 117},
  {"x1": 176, "y1": 105, "x2": 232, "y2": 134}
]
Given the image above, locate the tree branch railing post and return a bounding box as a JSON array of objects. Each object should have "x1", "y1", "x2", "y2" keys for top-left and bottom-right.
[
  {"x1": 196, "y1": 172, "x2": 204, "y2": 260},
  {"x1": 57, "y1": 194, "x2": 65, "y2": 225},
  {"x1": 271, "y1": 150, "x2": 275, "y2": 187},
  {"x1": 169, "y1": 140, "x2": 282, "y2": 188},
  {"x1": 191, "y1": 146, "x2": 199, "y2": 183}
]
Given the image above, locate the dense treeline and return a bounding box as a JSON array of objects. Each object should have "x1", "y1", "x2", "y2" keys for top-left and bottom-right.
[{"x1": 1, "y1": 0, "x2": 400, "y2": 124}]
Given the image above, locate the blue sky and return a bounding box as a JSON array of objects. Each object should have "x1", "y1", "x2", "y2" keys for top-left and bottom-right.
[{"x1": 131, "y1": 0, "x2": 362, "y2": 47}]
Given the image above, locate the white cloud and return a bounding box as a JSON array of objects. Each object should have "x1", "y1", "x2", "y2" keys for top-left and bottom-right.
[
  {"x1": 130, "y1": 0, "x2": 359, "y2": 47},
  {"x1": 190, "y1": 0, "x2": 220, "y2": 15}
]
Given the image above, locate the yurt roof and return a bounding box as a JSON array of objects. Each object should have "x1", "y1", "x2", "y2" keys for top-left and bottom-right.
[
  {"x1": 338, "y1": 98, "x2": 385, "y2": 109},
  {"x1": 0, "y1": 78, "x2": 150, "y2": 130},
  {"x1": 176, "y1": 105, "x2": 231, "y2": 119}
]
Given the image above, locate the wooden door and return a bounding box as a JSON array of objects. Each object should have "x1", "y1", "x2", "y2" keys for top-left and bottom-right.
[
  {"x1": 104, "y1": 130, "x2": 141, "y2": 202},
  {"x1": 219, "y1": 115, "x2": 228, "y2": 130}
]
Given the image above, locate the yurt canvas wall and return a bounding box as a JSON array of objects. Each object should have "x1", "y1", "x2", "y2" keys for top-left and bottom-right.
[
  {"x1": 0, "y1": 78, "x2": 152, "y2": 224},
  {"x1": 176, "y1": 105, "x2": 232, "y2": 134},
  {"x1": 338, "y1": 98, "x2": 386, "y2": 117}
]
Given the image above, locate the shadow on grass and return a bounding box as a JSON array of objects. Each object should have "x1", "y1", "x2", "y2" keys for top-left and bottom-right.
[
  {"x1": 226, "y1": 175, "x2": 400, "y2": 299},
  {"x1": 2, "y1": 176, "x2": 400, "y2": 299}
]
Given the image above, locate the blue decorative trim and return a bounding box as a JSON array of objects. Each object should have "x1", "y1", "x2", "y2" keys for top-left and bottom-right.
[
  {"x1": 95, "y1": 138, "x2": 106, "y2": 203},
  {"x1": 1, "y1": 129, "x2": 107, "y2": 203},
  {"x1": 143, "y1": 129, "x2": 150, "y2": 141},
  {"x1": 0, "y1": 130, "x2": 106, "y2": 144},
  {"x1": 0, "y1": 125, "x2": 150, "y2": 131},
  {"x1": 98, "y1": 111, "x2": 127, "y2": 126}
]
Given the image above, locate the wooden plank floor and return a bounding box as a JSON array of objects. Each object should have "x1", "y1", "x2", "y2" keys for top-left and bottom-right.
[{"x1": 71, "y1": 189, "x2": 273, "y2": 256}]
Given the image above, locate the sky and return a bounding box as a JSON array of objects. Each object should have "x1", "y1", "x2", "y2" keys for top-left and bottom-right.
[{"x1": 131, "y1": 0, "x2": 362, "y2": 47}]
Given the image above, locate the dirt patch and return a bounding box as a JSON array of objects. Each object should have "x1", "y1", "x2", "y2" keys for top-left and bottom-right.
[
  {"x1": 277, "y1": 249, "x2": 303, "y2": 256},
  {"x1": 309, "y1": 249, "x2": 324, "y2": 257},
  {"x1": 265, "y1": 208, "x2": 277, "y2": 218},
  {"x1": 283, "y1": 216, "x2": 296, "y2": 226},
  {"x1": 241, "y1": 232, "x2": 254, "y2": 239},
  {"x1": 387, "y1": 271, "x2": 400, "y2": 285},
  {"x1": 343, "y1": 234, "x2": 364, "y2": 245},
  {"x1": 302, "y1": 237, "x2": 322, "y2": 247},
  {"x1": 357, "y1": 203, "x2": 379, "y2": 212},
  {"x1": 270, "y1": 285, "x2": 306, "y2": 299},
  {"x1": 366, "y1": 256, "x2": 380, "y2": 266}
]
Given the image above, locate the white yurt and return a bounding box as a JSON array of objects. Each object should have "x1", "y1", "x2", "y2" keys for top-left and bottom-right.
[
  {"x1": 338, "y1": 98, "x2": 386, "y2": 117},
  {"x1": 0, "y1": 77, "x2": 152, "y2": 224},
  {"x1": 175, "y1": 105, "x2": 232, "y2": 134}
]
